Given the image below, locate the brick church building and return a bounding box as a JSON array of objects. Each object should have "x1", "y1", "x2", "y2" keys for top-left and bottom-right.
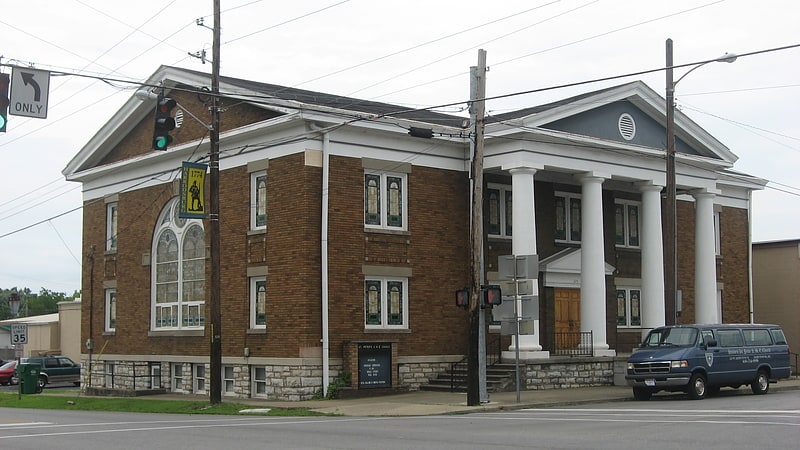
[{"x1": 64, "y1": 66, "x2": 764, "y2": 400}]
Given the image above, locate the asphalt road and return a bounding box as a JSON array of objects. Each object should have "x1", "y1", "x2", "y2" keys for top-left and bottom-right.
[{"x1": 0, "y1": 390, "x2": 798, "y2": 449}]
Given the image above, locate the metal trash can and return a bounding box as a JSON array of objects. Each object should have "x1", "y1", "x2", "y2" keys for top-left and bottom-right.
[{"x1": 17, "y1": 363, "x2": 41, "y2": 394}]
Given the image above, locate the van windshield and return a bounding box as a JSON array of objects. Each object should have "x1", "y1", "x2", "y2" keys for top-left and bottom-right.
[{"x1": 642, "y1": 327, "x2": 698, "y2": 348}]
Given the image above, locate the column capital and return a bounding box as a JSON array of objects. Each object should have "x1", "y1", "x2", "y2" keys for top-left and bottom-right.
[
  {"x1": 575, "y1": 171, "x2": 609, "y2": 184},
  {"x1": 636, "y1": 181, "x2": 664, "y2": 193},
  {"x1": 506, "y1": 165, "x2": 542, "y2": 175},
  {"x1": 691, "y1": 189, "x2": 718, "y2": 200}
]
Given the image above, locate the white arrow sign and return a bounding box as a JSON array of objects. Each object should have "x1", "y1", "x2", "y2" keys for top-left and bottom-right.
[{"x1": 10, "y1": 68, "x2": 50, "y2": 119}]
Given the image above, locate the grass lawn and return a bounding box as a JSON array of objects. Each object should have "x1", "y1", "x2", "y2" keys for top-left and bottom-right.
[{"x1": 0, "y1": 391, "x2": 330, "y2": 416}]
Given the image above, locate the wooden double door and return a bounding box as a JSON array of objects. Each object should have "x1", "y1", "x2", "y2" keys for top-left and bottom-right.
[{"x1": 555, "y1": 288, "x2": 581, "y2": 349}]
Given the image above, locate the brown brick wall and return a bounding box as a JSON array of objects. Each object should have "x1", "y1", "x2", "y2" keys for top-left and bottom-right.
[
  {"x1": 717, "y1": 206, "x2": 751, "y2": 323},
  {"x1": 82, "y1": 150, "x2": 753, "y2": 361}
]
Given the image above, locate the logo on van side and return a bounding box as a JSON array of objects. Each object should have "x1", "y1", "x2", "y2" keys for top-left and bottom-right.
[{"x1": 705, "y1": 352, "x2": 714, "y2": 367}]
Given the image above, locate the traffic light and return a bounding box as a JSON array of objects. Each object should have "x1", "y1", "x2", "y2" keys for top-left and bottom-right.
[
  {"x1": 152, "y1": 94, "x2": 177, "y2": 150},
  {"x1": 483, "y1": 285, "x2": 502, "y2": 308},
  {"x1": 0, "y1": 73, "x2": 10, "y2": 133},
  {"x1": 455, "y1": 288, "x2": 469, "y2": 309}
]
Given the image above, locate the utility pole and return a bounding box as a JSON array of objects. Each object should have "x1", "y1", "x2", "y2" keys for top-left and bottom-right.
[
  {"x1": 664, "y1": 39, "x2": 677, "y2": 326},
  {"x1": 467, "y1": 49, "x2": 487, "y2": 407},
  {"x1": 209, "y1": 0, "x2": 223, "y2": 404}
]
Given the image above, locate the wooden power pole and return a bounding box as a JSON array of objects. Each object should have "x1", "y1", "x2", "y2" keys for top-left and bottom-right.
[
  {"x1": 209, "y1": 0, "x2": 223, "y2": 404},
  {"x1": 467, "y1": 49, "x2": 487, "y2": 407}
]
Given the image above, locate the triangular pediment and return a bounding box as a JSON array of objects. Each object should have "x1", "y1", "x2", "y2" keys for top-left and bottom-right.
[
  {"x1": 539, "y1": 248, "x2": 615, "y2": 288},
  {"x1": 487, "y1": 81, "x2": 737, "y2": 165}
]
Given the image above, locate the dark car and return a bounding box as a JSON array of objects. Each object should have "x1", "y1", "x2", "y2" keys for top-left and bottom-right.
[
  {"x1": 21, "y1": 356, "x2": 81, "y2": 389},
  {"x1": 0, "y1": 361, "x2": 17, "y2": 385}
]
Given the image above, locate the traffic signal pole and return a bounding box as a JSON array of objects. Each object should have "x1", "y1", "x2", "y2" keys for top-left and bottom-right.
[{"x1": 208, "y1": 0, "x2": 223, "y2": 405}]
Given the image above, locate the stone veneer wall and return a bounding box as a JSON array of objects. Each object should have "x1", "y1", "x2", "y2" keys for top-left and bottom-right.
[
  {"x1": 81, "y1": 357, "x2": 617, "y2": 399},
  {"x1": 399, "y1": 361, "x2": 453, "y2": 389},
  {"x1": 523, "y1": 358, "x2": 616, "y2": 389},
  {"x1": 81, "y1": 358, "x2": 343, "y2": 401}
]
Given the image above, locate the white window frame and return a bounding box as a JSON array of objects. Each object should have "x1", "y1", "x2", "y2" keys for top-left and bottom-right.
[
  {"x1": 364, "y1": 171, "x2": 408, "y2": 231},
  {"x1": 150, "y1": 363, "x2": 161, "y2": 389},
  {"x1": 614, "y1": 199, "x2": 641, "y2": 249},
  {"x1": 106, "y1": 202, "x2": 118, "y2": 252},
  {"x1": 250, "y1": 276, "x2": 267, "y2": 329},
  {"x1": 616, "y1": 286, "x2": 642, "y2": 328},
  {"x1": 487, "y1": 183, "x2": 512, "y2": 238},
  {"x1": 105, "y1": 289, "x2": 117, "y2": 332},
  {"x1": 252, "y1": 366, "x2": 268, "y2": 398},
  {"x1": 105, "y1": 362, "x2": 115, "y2": 388},
  {"x1": 555, "y1": 192, "x2": 582, "y2": 244},
  {"x1": 364, "y1": 276, "x2": 409, "y2": 330},
  {"x1": 151, "y1": 197, "x2": 205, "y2": 331},
  {"x1": 172, "y1": 363, "x2": 186, "y2": 393},
  {"x1": 223, "y1": 365, "x2": 235, "y2": 396},
  {"x1": 194, "y1": 364, "x2": 207, "y2": 394},
  {"x1": 250, "y1": 170, "x2": 267, "y2": 230}
]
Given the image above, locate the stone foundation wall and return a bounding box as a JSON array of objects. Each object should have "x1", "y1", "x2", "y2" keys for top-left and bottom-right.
[
  {"x1": 523, "y1": 358, "x2": 616, "y2": 389},
  {"x1": 399, "y1": 361, "x2": 452, "y2": 389}
]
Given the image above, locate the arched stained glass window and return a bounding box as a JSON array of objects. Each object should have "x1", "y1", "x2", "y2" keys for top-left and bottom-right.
[{"x1": 152, "y1": 197, "x2": 205, "y2": 330}]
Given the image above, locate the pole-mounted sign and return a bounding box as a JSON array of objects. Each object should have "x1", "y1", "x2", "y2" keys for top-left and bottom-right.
[{"x1": 10, "y1": 67, "x2": 50, "y2": 119}]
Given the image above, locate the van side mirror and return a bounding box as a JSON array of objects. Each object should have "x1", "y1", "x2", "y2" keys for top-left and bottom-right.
[{"x1": 703, "y1": 339, "x2": 717, "y2": 349}]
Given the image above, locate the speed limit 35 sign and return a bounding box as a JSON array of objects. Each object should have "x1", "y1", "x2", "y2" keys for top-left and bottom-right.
[{"x1": 11, "y1": 323, "x2": 28, "y2": 344}]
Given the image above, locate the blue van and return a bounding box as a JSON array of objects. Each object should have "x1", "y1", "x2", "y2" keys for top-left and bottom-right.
[{"x1": 626, "y1": 324, "x2": 791, "y2": 400}]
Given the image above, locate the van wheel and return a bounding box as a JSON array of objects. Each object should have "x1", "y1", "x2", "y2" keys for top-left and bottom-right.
[
  {"x1": 688, "y1": 373, "x2": 707, "y2": 400},
  {"x1": 633, "y1": 387, "x2": 652, "y2": 401},
  {"x1": 37, "y1": 376, "x2": 47, "y2": 390},
  {"x1": 751, "y1": 370, "x2": 769, "y2": 395}
]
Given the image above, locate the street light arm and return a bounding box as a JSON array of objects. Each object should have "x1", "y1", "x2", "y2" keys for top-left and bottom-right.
[{"x1": 674, "y1": 52, "x2": 738, "y2": 87}]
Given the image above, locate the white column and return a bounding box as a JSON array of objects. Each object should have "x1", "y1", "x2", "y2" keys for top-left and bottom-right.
[
  {"x1": 639, "y1": 183, "x2": 665, "y2": 335},
  {"x1": 694, "y1": 190, "x2": 718, "y2": 323},
  {"x1": 504, "y1": 167, "x2": 548, "y2": 358},
  {"x1": 579, "y1": 173, "x2": 614, "y2": 356}
]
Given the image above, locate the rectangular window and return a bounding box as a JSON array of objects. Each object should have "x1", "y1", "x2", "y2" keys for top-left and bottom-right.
[
  {"x1": 250, "y1": 276, "x2": 267, "y2": 329},
  {"x1": 105, "y1": 362, "x2": 115, "y2": 388},
  {"x1": 487, "y1": 184, "x2": 513, "y2": 238},
  {"x1": 253, "y1": 366, "x2": 268, "y2": 397},
  {"x1": 717, "y1": 329, "x2": 744, "y2": 347},
  {"x1": 105, "y1": 289, "x2": 117, "y2": 332},
  {"x1": 616, "y1": 287, "x2": 641, "y2": 328},
  {"x1": 555, "y1": 192, "x2": 581, "y2": 243},
  {"x1": 250, "y1": 171, "x2": 267, "y2": 230},
  {"x1": 364, "y1": 171, "x2": 407, "y2": 231},
  {"x1": 106, "y1": 202, "x2": 118, "y2": 252},
  {"x1": 150, "y1": 363, "x2": 161, "y2": 389},
  {"x1": 223, "y1": 366, "x2": 235, "y2": 396},
  {"x1": 173, "y1": 363, "x2": 185, "y2": 392},
  {"x1": 364, "y1": 277, "x2": 409, "y2": 329},
  {"x1": 194, "y1": 364, "x2": 207, "y2": 394},
  {"x1": 614, "y1": 200, "x2": 641, "y2": 248}
]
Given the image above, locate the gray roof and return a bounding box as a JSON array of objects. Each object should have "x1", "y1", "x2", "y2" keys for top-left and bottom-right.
[{"x1": 171, "y1": 66, "x2": 468, "y2": 128}]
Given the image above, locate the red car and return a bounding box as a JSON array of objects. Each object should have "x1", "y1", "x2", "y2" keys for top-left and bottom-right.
[{"x1": 0, "y1": 360, "x2": 18, "y2": 385}]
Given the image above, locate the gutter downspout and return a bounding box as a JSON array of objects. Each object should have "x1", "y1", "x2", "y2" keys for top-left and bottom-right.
[{"x1": 321, "y1": 131, "x2": 331, "y2": 397}]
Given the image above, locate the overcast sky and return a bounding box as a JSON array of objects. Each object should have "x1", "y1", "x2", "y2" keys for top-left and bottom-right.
[{"x1": 1, "y1": 0, "x2": 798, "y2": 294}]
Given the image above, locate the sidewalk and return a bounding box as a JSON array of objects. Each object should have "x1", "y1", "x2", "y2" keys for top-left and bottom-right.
[{"x1": 201, "y1": 377, "x2": 800, "y2": 416}]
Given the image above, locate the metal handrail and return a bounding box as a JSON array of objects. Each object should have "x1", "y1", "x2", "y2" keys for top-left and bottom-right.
[{"x1": 551, "y1": 331, "x2": 594, "y2": 357}]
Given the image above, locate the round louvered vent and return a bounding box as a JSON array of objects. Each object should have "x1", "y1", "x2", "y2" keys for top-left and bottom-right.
[{"x1": 618, "y1": 113, "x2": 636, "y2": 141}]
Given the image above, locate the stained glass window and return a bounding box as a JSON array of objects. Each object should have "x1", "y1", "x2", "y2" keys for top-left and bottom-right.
[
  {"x1": 364, "y1": 171, "x2": 406, "y2": 230},
  {"x1": 152, "y1": 197, "x2": 205, "y2": 330},
  {"x1": 364, "y1": 277, "x2": 408, "y2": 329}
]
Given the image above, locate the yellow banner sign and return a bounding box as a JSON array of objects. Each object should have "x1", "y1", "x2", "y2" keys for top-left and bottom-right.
[{"x1": 180, "y1": 161, "x2": 208, "y2": 219}]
